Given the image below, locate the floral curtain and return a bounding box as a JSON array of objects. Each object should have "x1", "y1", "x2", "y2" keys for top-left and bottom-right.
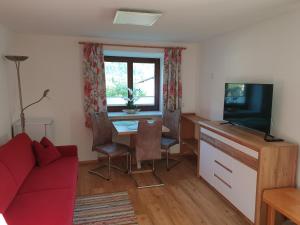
[
  {"x1": 163, "y1": 48, "x2": 183, "y2": 111},
  {"x1": 82, "y1": 43, "x2": 107, "y2": 128}
]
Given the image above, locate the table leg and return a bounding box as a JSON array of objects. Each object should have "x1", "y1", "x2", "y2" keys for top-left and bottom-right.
[
  {"x1": 129, "y1": 134, "x2": 141, "y2": 169},
  {"x1": 129, "y1": 134, "x2": 136, "y2": 149},
  {"x1": 267, "y1": 205, "x2": 276, "y2": 225}
]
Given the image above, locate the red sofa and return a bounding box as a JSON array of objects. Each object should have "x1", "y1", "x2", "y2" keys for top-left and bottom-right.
[{"x1": 0, "y1": 133, "x2": 78, "y2": 225}]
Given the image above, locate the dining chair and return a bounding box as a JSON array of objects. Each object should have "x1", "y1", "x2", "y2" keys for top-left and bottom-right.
[
  {"x1": 131, "y1": 119, "x2": 164, "y2": 189},
  {"x1": 161, "y1": 109, "x2": 181, "y2": 171},
  {"x1": 88, "y1": 112, "x2": 130, "y2": 181}
]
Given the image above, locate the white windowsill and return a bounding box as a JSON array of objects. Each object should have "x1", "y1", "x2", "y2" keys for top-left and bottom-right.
[{"x1": 108, "y1": 111, "x2": 162, "y2": 120}]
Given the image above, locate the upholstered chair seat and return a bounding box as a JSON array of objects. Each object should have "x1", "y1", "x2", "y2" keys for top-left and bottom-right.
[
  {"x1": 131, "y1": 119, "x2": 164, "y2": 188},
  {"x1": 89, "y1": 112, "x2": 130, "y2": 181},
  {"x1": 161, "y1": 109, "x2": 181, "y2": 170},
  {"x1": 94, "y1": 143, "x2": 128, "y2": 157},
  {"x1": 161, "y1": 137, "x2": 178, "y2": 150}
]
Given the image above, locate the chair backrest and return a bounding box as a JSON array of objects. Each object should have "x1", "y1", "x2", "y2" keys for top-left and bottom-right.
[
  {"x1": 135, "y1": 119, "x2": 162, "y2": 161},
  {"x1": 162, "y1": 109, "x2": 181, "y2": 140},
  {"x1": 91, "y1": 112, "x2": 112, "y2": 149}
]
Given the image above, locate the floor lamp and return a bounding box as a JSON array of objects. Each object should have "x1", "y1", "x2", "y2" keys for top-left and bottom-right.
[{"x1": 5, "y1": 55, "x2": 50, "y2": 133}]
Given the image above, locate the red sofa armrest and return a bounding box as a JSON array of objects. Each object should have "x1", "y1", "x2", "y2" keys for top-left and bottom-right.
[{"x1": 56, "y1": 145, "x2": 78, "y2": 157}]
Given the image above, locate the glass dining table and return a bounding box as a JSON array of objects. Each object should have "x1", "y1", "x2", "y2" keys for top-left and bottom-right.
[{"x1": 112, "y1": 120, "x2": 169, "y2": 136}]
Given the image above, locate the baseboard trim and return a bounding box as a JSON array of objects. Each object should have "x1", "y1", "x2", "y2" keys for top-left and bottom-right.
[{"x1": 79, "y1": 160, "x2": 99, "y2": 165}]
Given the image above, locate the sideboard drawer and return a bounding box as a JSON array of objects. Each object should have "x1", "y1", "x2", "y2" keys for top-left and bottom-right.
[
  {"x1": 200, "y1": 140, "x2": 215, "y2": 186},
  {"x1": 212, "y1": 171, "x2": 232, "y2": 202},
  {"x1": 213, "y1": 159, "x2": 232, "y2": 187},
  {"x1": 201, "y1": 128, "x2": 258, "y2": 159},
  {"x1": 231, "y1": 158, "x2": 257, "y2": 222},
  {"x1": 213, "y1": 144, "x2": 233, "y2": 172}
]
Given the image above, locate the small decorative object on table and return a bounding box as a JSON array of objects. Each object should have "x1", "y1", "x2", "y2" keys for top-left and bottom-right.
[{"x1": 122, "y1": 88, "x2": 141, "y2": 114}]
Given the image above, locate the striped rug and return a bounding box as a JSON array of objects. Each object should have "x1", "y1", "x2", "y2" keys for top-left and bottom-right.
[{"x1": 73, "y1": 192, "x2": 138, "y2": 225}]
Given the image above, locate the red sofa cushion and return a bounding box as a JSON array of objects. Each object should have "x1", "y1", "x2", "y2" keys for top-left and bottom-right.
[
  {"x1": 18, "y1": 157, "x2": 78, "y2": 194},
  {"x1": 4, "y1": 188, "x2": 75, "y2": 225},
  {"x1": 40, "y1": 136, "x2": 55, "y2": 148},
  {"x1": 0, "y1": 162, "x2": 18, "y2": 213},
  {"x1": 32, "y1": 141, "x2": 61, "y2": 167},
  {"x1": 56, "y1": 145, "x2": 78, "y2": 157},
  {"x1": 0, "y1": 133, "x2": 35, "y2": 187}
]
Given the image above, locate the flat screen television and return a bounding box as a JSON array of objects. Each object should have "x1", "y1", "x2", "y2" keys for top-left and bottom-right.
[{"x1": 223, "y1": 83, "x2": 273, "y2": 134}]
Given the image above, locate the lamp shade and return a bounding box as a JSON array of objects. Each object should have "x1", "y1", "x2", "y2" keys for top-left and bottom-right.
[{"x1": 5, "y1": 55, "x2": 28, "y2": 62}]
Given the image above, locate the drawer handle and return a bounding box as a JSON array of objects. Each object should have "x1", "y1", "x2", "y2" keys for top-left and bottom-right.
[
  {"x1": 214, "y1": 173, "x2": 232, "y2": 189},
  {"x1": 214, "y1": 160, "x2": 233, "y2": 173}
]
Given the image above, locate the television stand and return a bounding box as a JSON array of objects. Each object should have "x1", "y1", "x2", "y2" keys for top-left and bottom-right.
[
  {"x1": 220, "y1": 121, "x2": 235, "y2": 126},
  {"x1": 264, "y1": 133, "x2": 284, "y2": 142},
  {"x1": 198, "y1": 120, "x2": 298, "y2": 225}
]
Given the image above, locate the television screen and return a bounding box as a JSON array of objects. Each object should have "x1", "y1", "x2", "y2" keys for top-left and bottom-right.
[{"x1": 223, "y1": 83, "x2": 273, "y2": 134}]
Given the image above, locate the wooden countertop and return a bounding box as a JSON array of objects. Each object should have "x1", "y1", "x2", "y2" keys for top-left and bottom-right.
[
  {"x1": 181, "y1": 113, "x2": 208, "y2": 124},
  {"x1": 198, "y1": 120, "x2": 297, "y2": 152},
  {"x1": 263, "y1": 188, "x2": 300, "y2": 225}
]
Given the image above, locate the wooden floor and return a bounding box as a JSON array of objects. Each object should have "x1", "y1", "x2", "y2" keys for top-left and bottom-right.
[{"x1": 77, "y1": 155, "x2": 249, "y2": 225}]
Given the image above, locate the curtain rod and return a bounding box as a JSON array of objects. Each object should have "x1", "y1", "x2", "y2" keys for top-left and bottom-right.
[{"x1": 78, "y1": 41, "x2": 187, "y2": 50}]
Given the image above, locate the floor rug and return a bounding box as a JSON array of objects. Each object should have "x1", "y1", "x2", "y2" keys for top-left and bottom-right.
[{"x1": 73, "y1": 192, "x2": 138, "y2": 225}]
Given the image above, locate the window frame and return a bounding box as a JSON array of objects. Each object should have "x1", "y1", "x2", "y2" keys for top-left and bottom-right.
[{"x1": 104, "y1": 56, "x2": 160, "y2": 112}]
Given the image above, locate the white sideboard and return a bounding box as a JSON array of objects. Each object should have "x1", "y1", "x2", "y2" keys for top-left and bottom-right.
[
  {"x1": 198, "y1": 120, "x2": 298, "y2": 225},
  {"x1": 200, "y1": 128, "x2": 257, "y2": 222}
]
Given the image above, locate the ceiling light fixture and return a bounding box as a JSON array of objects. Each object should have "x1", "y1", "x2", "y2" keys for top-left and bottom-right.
[{"x1": 113, "y1": 9, "x2": 162, "y2": 26}]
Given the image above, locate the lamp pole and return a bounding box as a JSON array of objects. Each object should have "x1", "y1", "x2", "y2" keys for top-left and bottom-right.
[
  {"x1": 5, "y1": 55, "x2": 50, "y2": 133},
  {"x1": 15, "y1": 60, "x2": 27, "y2": 132}
]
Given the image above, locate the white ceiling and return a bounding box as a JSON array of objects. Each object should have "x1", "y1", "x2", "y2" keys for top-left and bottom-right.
[{"x1": 0, "y1": 0, "x2": 299, "y2": 42}]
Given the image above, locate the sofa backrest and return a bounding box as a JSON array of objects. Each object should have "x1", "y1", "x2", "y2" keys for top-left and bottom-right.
[
  {"x1": 0, "y1": 162, "x2": 18, "y2": 213},
  {"x1": 0, "y1": 133, "x2": 35, "y2": 212}
]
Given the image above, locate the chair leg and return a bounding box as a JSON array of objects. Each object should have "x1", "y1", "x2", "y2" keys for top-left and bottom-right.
[
  {"x1": 126, "y1": 153, "x2": 129, "y2": 171},
  {"x1": 88, "y1": 155, "x2": 127, "y2": 181},
  {"x1": 129, "y1": 153, "x2": 132, "y2": 174},
  {"x1": 152, "y1": 160, "x2": 155, "y2": 171},
  {"x1": 166, "y1": 150, "x2": 169, "y2": 169},
  {"x1": 131, "y1": 159, "x2": 164, "y2": 189},
  {"x1": 108, "y1": 156, "x2": 111, "y2": 180},
  {"x1": 165, "y1": 148, "x2": 181, "y2": 171},
  {"x1": 126, "y1": 152, "x2": 132, "y2": 173}
]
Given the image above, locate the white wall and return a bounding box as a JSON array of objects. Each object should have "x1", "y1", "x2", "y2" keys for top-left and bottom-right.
[
  {"x1": 0, "y1": 25, "x2": 12, "y2": 144},
  {"x1": 197, "y1": 9, "x2": 300, "y2": 186},
  {"x1": 8, "y1": 33, "x2": 200, "y2": 160}
]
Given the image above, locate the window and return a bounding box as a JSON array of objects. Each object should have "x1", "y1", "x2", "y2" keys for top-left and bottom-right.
[{"x1": 104, "y1": 56, "x2": 160, "y2": 112}]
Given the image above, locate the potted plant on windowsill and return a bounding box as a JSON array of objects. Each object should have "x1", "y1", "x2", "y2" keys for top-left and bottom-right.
[{"x1": 122, "y1": 88, "x2": 142, "y2": 114}]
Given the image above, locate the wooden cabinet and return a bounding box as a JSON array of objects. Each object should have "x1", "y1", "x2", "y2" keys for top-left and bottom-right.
[
  {"x1": 200, "y1": 137, "x2": 257, "y2": 222},
  {"x1": 198, "y1": 121, "x2": 298, "y2": 225},
  {"x1": 180, "y1": 113, "x2": 208, "y2": 174}
]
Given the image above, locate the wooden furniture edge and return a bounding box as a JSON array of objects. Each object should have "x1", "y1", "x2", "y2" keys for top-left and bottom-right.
[
  {"x1": 255, "y1": 145, "x2": 298, "y2": 225},
  {"x1": 181, "y1": 113, "x2": 209, "y2": 124},
  {"x1": 180, "y1": 113, "x2": 209, "y2": 176},
  {"x1": 79, "y1": 160, "x2": 99, "y2": 165},
  {"x1": 200, "y1": 133, "x2": 259, "y2": 171},
  {"x1": 198, "y1": 121, "x2": 298, "y2": 152},
  {"x1": 263, "y1": 188, "x2": 300, "y2": 225}
]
